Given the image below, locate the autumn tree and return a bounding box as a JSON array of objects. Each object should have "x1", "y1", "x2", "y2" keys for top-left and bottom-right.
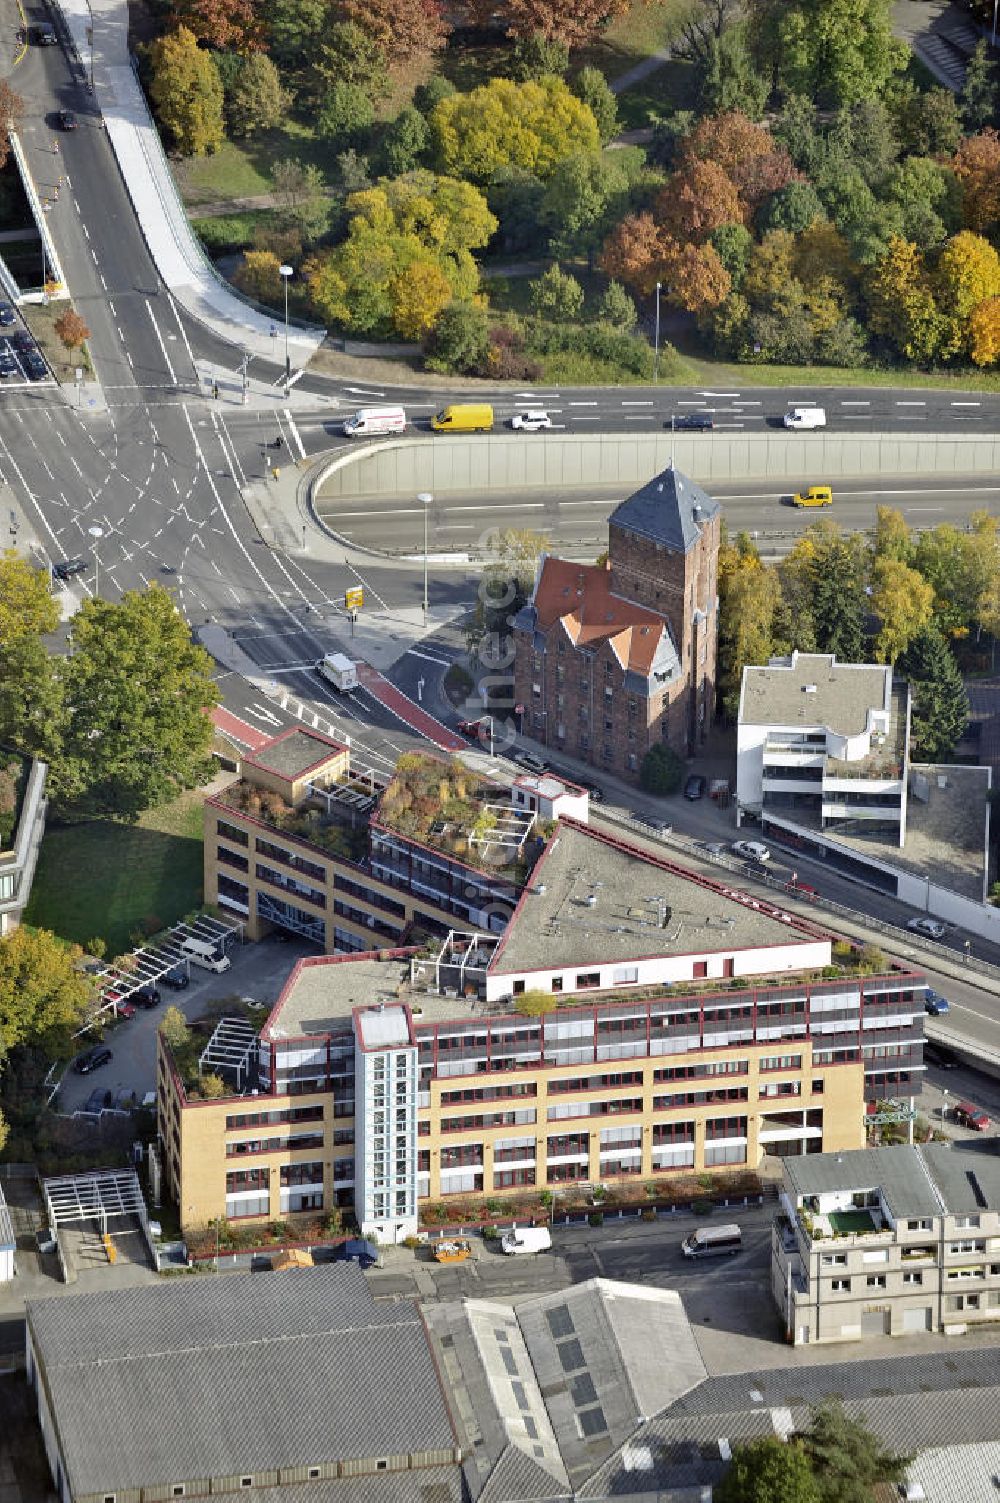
[
  {"x1": 864, "y1": 237, "x2": 946, "y2": 363},
  {"x1": 430, "y1": 77, "x2": 600, "y2": 182},
  {"x1": 872, "y1": 506, "x2": 914, "y2": 565},
  {"x1": 913, "y1": 515, "x2": 1000, "y2": 638},
  {"x1": 659, "y1": 237, "x2": 731, "y2": 312},
  {"x1": 53, "y1": 308, "x2": 90, "y2": 352},
  {"x1": 391, "y1": 260, "x2": 453, "y2": 338},
  {"x1": 234, "y1": 248, "x2": 284, "y2": 302},
  {"x1": 169, "y1": 0, "x2": 262, "y2": 49},
  {"x1": 148, "y1": 27, "x2": 225, "y2": 156},
  {"x1": 717, "y1": 533, "x2": 779, "y2": 718},
  {"x1": 871, "y1": 558, "x2": 935, "y2": 664},
  {"x1": 0, "y1": 551, "x2": 59, "y2": 646},
  {"x1": 935, "y1": 229, "x2": 1000, "y2": 357},
  {"x1": 656, "y1": 157, "x2": 743, "y2": 242},
  {"x1": 341, "y1": 0, "x2": 448, "y2": 65},
  {"x1": 0, "y1": 81, "x2": 23, "y2": 171},
  {"x1": 970, "y1": 297, "x2": 1000, "y2": 365},
  {"x1": 226, "y1": 53, "x2": 287, "y2": 137},
  {"x1": 599, "y1": 212, "x2": 663, "y2": 295},
  {"x1": 953, "y1": 130, "x2": 1000, "y2": 233},
  {"x1": 0, "y1": 926, "x2": 92, "y2": 1058},
  {"x1": 502, "y1": 0, "x2": 628, "y2": 47},
  {"x1": 680, "y1": 110, "x2": 799, "y2": 216}
]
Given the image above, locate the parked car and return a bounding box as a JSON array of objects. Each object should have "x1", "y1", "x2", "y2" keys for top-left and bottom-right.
[
  {"x1": 510, "y1": 410, "x2": 552, "y2": 431},
  {"x1": 733, "y1": 839, "x2": 771, "y2": 862},
  {"x1": 907, "y1": 916, "x2": 946, "y2": 940},
  {"x1": 52, "y1": 557, "x2": 88, "y2": 580},
  {"x1": 116, "y1": 1002, "x2": 136, "y2": 1020},
  {"x1": 954, "y1": 1100, "x2": 990, "y2": 1132},
  {"x1": 25, "y1": 352, "x2": 47, "y2": 381},
  {"x1": 0, "y1": 303, "x2": 14, "y2": 327},
  {"x1": 0, "y1": 350, "x2": 18, "y2": 378},
  {"x1": 336, "y1": 1237, "x2": 380, "y2": 1269},
  {"x1": 457, "y1": 717, "x2": 488, "y2": 740},
  {"x1": 683, "y1": 774, "x2": 706, "y2": 800},
  {"x1": 135, "y1": 984, "x2": 162, "y2": 1008},
  {"x1": 512, "y1": 749, "x2": 549, "y2": 775},
  {"x1": 57, "y1": 110, "x2": 77, "y2": 130},
  {"x1": 160, "y1": 965, "x2": 190, "y2": 990},
  {"x1": 924, "y1": 990, "x2": 951, "y2": 1017},
  {"x1": 671, "y1": 413, "x2": 713, "y2": 431},
  {"x1": 73, "y1": 1046, "x2": 113, "y2": 1075}
]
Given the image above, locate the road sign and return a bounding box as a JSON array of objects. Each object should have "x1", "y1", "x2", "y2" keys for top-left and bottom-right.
[{"x1": 345, "y1": 586, "x2": 364, "y2": 611}]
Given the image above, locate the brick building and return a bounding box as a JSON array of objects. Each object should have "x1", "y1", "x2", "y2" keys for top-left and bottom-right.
[{"x1": 514, "y1": 464, "x2": 721, "y2": 779}]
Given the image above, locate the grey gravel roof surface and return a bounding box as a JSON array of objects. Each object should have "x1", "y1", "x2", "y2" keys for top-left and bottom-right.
[
  {"x1": 740, "y1": 653, "x2": 891, "y2": 735},
  {"x1": 782, "y1": 1145, "x2": 944, "y2": 1220},
  {"x1": 610, "y1": 466, "x2": 720, "y2": 555},
  {"x1": 28, "y1": 1266, "x2": 455, "y2": 1498},
  {"x1": 248, "y1": 728, "x2": 344, "y2": 779}
]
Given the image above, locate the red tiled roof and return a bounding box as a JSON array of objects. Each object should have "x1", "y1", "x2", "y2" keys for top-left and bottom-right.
[{"x1": 530, "y1": 556, "x2": 670, "y2": 676}]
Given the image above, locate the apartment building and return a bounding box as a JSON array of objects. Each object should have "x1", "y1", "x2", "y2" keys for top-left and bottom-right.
[
  {"x1": 204, "y1": 730, "x2": 531, "y2": 952},
  {"x1": 513, "y1": 464, "x2": 721, "y2": 779},
  {"x1": 737, "y1": 651, "x2": 991, "y2": 905},
  {"x1": 773, "y1": 1143, "x2": 1000, "y2": 1344},
  {"x1": 0, "y1": 750, "x2": 47, "y2": 935},
  {"x1": 162, "y1": 819, "x2": 926, "y2": 1238}
]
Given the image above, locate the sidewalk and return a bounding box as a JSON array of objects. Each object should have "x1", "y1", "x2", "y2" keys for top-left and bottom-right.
[{"x1": 50, "y1": 0, "x2": 325, "y2": 365}]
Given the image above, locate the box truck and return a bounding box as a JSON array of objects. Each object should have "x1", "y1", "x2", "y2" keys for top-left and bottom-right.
[
  {"x1": 500, "y1": 1225, "x2": 552, "y2": 1255},
  {"x1": 317, "y1": 653, "x2": 359, "y2": 692},
  {"x1": 342, "y1": 406, "x2": 407, "y2": 438}
]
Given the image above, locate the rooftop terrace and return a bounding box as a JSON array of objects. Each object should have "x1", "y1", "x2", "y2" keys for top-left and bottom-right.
[
  {"x1": 374, "y1": 752, "x2": 539, "y2": 875},
  {"x1": 742, "y1": 653, "x2": 891, "y2": 736}
]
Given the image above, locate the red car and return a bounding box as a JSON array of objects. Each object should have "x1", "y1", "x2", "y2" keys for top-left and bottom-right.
[
  {"x1": 955, "y1": 1101, "x2": 990, "y2": 1132},
  {"x1": 457, "y1": 718, "x2": 487, "y2": 740},
  {"x1": 116, "y1": 1001, "x2": 136, "y2": 1020}
]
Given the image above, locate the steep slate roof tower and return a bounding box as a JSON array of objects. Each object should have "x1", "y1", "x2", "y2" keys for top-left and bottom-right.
[{"x1": 513, "y1": 464, "x2": 721, "y2": 781}]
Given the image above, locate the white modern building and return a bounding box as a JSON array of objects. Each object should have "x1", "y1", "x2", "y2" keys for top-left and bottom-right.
[{"x1": 353, "y1": 1003, "x2": 419, "y2": 1242}]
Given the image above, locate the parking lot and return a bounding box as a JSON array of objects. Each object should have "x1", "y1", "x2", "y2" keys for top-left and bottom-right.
[
  {"x1": 57, "y1": 934, "x2": 314, "y2": 1113},
  {"x1": 0, "y1": 303, "x2": 53, "y2": 386}
]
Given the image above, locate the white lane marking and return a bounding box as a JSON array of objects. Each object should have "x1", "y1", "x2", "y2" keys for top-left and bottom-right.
[
  {"x1": 283, "y1": 409, "x2": 307, "y2": 460},
  {"x1": 107, "y1": 300, "x2": 116, "y2": 317},
  {"x1": 146, "y1": 300, "x2": 177, "y2": 385},
  {"x1": 621, "y1": 400, "x2": 654, "y2": 406},
  {"x1": 569, "y1": 401, "x2": 598, "y2": 406},
  {"x1": 166, "y1": 292, "x2": 198, "y2": 372},
  {"x1": 700, "y1": 390, "x2": 740, "y2": 397},
  {"x1": 840, "y1": 400, "x2": 870, "y2": 406},
  {"x1": 82, "y1": 223, "x2": 89, "y2": 239},
  {"x1": 952, "y1": 401, "x2": 982, "y2": 407},
  {"x1": 344, "y1": 386, "x2": 386, "y2": 397},
  {"x1": 896, "y1": 400, "x2": 926, "y2": 406},
  {"x1": 407, "y1": 648, "x2": 451, "y2": 665}
]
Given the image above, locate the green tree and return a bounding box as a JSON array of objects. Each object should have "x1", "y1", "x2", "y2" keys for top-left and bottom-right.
[
  {"x1": 718, "y1": 532, "x2": 779, "y2": 718},
  {"x1": 895, "y1": 83, "x2": 964, "y2": 156},
  {"x1": 963, "y1": 39, "x2": 997, "y2": 130},
  {"x1": 809, "y1": 531, "x2": 867, "y2": 661},
  {"x1": 639, "y1": 743, "x2": 684, "y2": 795},
  {"x1": 0, "y1": 550, "x2": 58, "y2": 645},
  {"x1": 0, "y1": 634, "x2": 66, "y2": 765},
  {"x1": 317, "y1": 83, "x2": 374, "y2": 145},
  {"x1": 716, "y1": 1435, "x2": 821, "y2": 1503},
  {"x1": 710, "y1": 221, "x2": 754, "y2": 286},
  {"x1": 913, "y1": 516, "x2": 999, "y2": 637},
  {"x1": 430, "y1": 76, "x2": 600, "y2": 182},
  {"x1": 883, "y1": 156, "x2": 961, "y2": 250},
  {"x1": 413, "y1": 74, "x2": 455, "y2": 118},
  {"x1": 571, "y1": 66, "x2": 618, "y2": 144},
  {"x1": 307, "y1": 21, "x2": 388, "y2": 106},
  {"x1": 897, "y1": 626, "x2": 968, "y2": 761},
  {"x1": 529, "y1": 263, "x2": 584, "y2": 321},
  {"x1": 539, "y1": 151, "x2": 624, "y2": 261},
  {"x1": 424, "y1": 300, "x2": 490, "y2": 373},
  {"x1": 271, "y1": 158, "x2": 328, "y2": 242},
  {"x1": 0, "y1": 926, "x2": 92, "y2": 1057},
  {"x1": 465, "y1": 529, "x2": 548, "y2": 656},
  {"x1": 800, "y1": 1400, "x2": 909, "y2": 1503},
  {"x1": 54, "y1": 585, "x2": 217, "y2": 819},
  {"x1": 700, "y1": 22, "x2": 769, "y2": 118},
  {"x1": 760, "y1": 179, "x2": 824, "y2": 233},
  {"x1": 872, "y1": 506, "x2": 914, "y2": 565},
  {"x1": 381, "y1": 106, "x2": 430, "y2": 176},
  {"x1": 596, "y1": 279, "x2": 637, "y2": 330},
  {"x1": 268, "y1": 0, "x2": 328, "y2": 74},
  {"x1": 511, "y1": 31, "x2": 569, "y2": 81},
  {"x1": 148, "y1": 26, "x2": 224, "y2": 156},
  {"x1": 159, "y1": 1004, "x2": 191, "y2": 1051},
  {"x1": 750, "y1": 0, "x2": 908, "y2": 108},
  {"x1": 226, "y1": 53, "x2": 287, "y2": 138}
]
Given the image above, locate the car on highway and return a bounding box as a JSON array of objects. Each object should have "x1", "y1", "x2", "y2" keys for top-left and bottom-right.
[
  {"x1": 73, "y1": 1045, "x2": 113, "y2": 1075},
  {"x1": 732, "y1": 839, "x2": 771, "y2": 862},
  {"x1": 924, "y1": 990, "x2": 951, "y2": 1016},
  {"x1": 512, "y1": 749, "x2": 549, "y2": 775},
  {"x1": 510, "y1": 410, "x2": 552, "y2": 432},
  {"x1": 671, "y1": 413, "x2": 713, "y2": 431},
  {"x1": 793, "y1": 485, "x2": 833, "y2": 508},
  {"x1": 57, "y1": 110, "x2": 78, "y2": 131},
  {"x1": 52, "y1": 557, "x2": 88, "y2": 580},
  {"x1": 683, "y1": 774, "x2": 706, "y2": 800},
  {"x1": 954, "y1": 1100, "x2": 990, "y2": 1132},
  {"x1": 161, "y1": 965, "x2": 190, "y2": 990},
  {"x1": 907, "y1": 916, "x2": 947, "y2": 940},
  {"x1": 0, "y1": 350, "x2": 18, "y2": 378},
  {"x1": 0, "y1": 304, "x2": 14, "y2": 327}
]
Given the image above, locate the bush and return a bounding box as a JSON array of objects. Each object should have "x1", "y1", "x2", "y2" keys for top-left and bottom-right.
[
  {"x1": 529, "y1": 263, "x2": 584, "y2": 322},
  {"x1": 424, "y1": 299, "x2": 490, "y2": 373},
  {"x1": 414, "y1": 74, "x2": 455, "y2": 118},
  {"x1": 486, "y1": 323, "x2": 542, "y2": 380},
  {"x1": 525, "y1": 319, "x2": 656, "y2": 379},
  {"x1": 511, "y1": 31, "x2": 569, "y2": 81},
  {"x1": 597, "y1": 279, "x2": 637, "y2": 331},
  {"x1": 588, "y1": 1210, "x2": 604, "y2": 1226},
  {"x1": 640, "y1": 743, "x2": 684, "y2": 795}
]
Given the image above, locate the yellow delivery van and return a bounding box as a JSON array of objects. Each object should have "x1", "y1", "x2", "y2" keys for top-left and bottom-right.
[{"x1": 430, "y1": 403, "x2": 494, "y2": 433}]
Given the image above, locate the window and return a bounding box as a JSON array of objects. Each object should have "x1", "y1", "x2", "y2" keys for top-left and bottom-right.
[
  {"x1": 906, "y1": 1218, "x2": 933, "y2": 1231},
  {"x1": 902, "y1": 1272, "x2": 923, "y2": 1285},
  {"x1": 173, "y1": 1490, "x2": 185, "y2": 1499},
  {"x1": 955, "y1": 1215, "x2": 981, "y2": 1229},
  {"x1": 376, "y1": 1460, "x2": 389, "y2": 1472},
  {"x1": 812, "y1": 1078, "x2": 824, "y2": 1094},
  {"x1": 866, "y1": 1275, "x2": 887, "y2": 1289},
  {"x1": 949, "y1": 1240, "x2": 986, "y2": 1255},
  {"x1": 831, "y1": 1279, "x2": 851, "y2": 1292},
  {"x1": 308, "y1": 1470, "x2": 321, "y2": 1481},
  {"x1": 821, "y1": 1253, "x2": 847, "y2": 1267},
  {"x1": 241, "y1": 1480, "x2": 253, "y2": 1490},
  {"x1": 576, "y1": 972, "x2": 601, "y2": 989}
]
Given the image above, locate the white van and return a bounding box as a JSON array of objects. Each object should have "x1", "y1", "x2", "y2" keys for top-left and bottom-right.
[
  {"x1": 179, "y1": 937, "x2": 231, "y2": 973},
  {"x1": 681, "y1": 1223, "x2": 742, "y2": 1259},
  {"x1": 342, "y1": 406, "x2": 407, "y2": 438},
  {"x1": 501, "y1": 1225, "x2": 552, "y2": 1256},
  {"x1": 783, "y1": 407, "x2": 826, "y2": 430}
]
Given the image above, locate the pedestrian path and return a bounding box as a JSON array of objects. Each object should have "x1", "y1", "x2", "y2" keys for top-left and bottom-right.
[{"x1": 355, "y1": 662, "x2": 465, "y2": 752}]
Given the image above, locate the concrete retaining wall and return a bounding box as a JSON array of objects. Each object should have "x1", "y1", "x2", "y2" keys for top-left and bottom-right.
[{"x1": 314, "y1": 431, "x2": 1000, "y2": 503}]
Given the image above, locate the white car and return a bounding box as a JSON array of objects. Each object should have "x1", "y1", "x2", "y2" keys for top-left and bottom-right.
[
  {"x1": 732, "y1": 840, "x2": 770, "y2": 863},
  {"x1": 907, "y1": 917, "x2": 946, "y2": 940},
  {"x1": 511, "y1": 410, "x2": 552, "y2": 432}
]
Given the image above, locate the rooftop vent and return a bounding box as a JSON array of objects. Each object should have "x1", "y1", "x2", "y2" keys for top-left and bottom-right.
[
  {"x1": 692, "y1": 503, "x2": 702, "y2": 520},
  {"x1": 803, "y1": 684, "x2": 817, "y2": 694},
  {"x1": 584, "y1": 894, "x2": 598, "y2": 908}
]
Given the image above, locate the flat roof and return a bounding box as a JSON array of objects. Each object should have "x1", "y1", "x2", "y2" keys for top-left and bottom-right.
[
  {"x1": 356, "y1": 1003, "x2": 411, "y2": 1050},
  {"x1": 245, "y1": 727, "x2": 348, "y2": 781},
  {"x1": 741, "y1": 652, "x2": 891, "y2": 735},
  {"x1": 783, "y1": 1145, "x2": 944, "y2": 1220},
  {"x1": 265, "y1": 953, "x2": 421, "y2": 1039},
  {"x1": 489, "y1": 820, "x2": 823, "y2": 977}
]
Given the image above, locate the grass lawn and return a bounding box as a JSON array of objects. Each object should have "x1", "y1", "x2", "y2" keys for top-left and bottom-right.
[
  {"x1": 25, "y1": 789, "x2": 205, "y2": 958},
  {"x1": 173, "y1": 121, "x2": 343, "y2": 208}
]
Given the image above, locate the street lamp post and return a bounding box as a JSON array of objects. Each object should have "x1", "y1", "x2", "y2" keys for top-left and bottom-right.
[
  {"x1": 417, "y1": 492, "x2": 433, "y2": 628},
  {"x1": 88, "y1": 524, "x2": 104, "y2": 596},
  {"x1": 279, "y1": 265, "x2": 293, "y2": 396},
  {"x1": 653, "y1": 281, "x2": 662, "y2": 384}
]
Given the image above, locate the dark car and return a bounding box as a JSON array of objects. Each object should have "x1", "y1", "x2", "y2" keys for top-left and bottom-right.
[
  {"x1": 57, "y1": 110, "x2": 77, "y2": 130},
  {"x1": 135, "y1": 985, "x2": 162, "y2": 1008},
  {"x1": 160, "y1": 964, "x2": 190, "y2": 990},
  {"x1": 0, "y1": 350, "x2": 17, "y2": 378},
  {"x1": 924, "y1": 990, "x2": 951, "y2": 1017},
  {"x1": 0, "y1": 304, "x2": 14, "y2": 327},
  {"x1": 73, "y1": 1045, "x2": 113, "y2": 1075},
  {"x1": 683, "y1": 774, "x2": 706, "y2": 800},
  {"x1": 35, "y1": 21, "x2": 56, "y2": 43},
  {"x1": 671, "y1": 413, "x2": 714, "y2": 431},
  {"x1": 52, "y1": 557, "x2": 88, "y2": 580},
  {"x1": 336, "y1": 1237, "x2": 380, "y2": 1269},
  {"x1": 25, "y1": 353, "x2": 47, "y2": 381}
]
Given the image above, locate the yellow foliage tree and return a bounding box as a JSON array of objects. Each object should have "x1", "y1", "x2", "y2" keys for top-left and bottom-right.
[
  {"x1": 148, "y1": 26, "x2": 224, "y2": 156},
  {"x1": 391, "y1": 260, "x2": 453, "y2": 339},
  {"x1": 234, "y1": 249, "x2": 283, "y2": 303},
  {"x1": 871, "y1": 557, "x2": 935, "y2": 664},
  {"x1": 969, "y1": 297, "x2": 1000, "y2": 366},
  {"x1": 430, "y1": 77, "x2": 599, "y2": 182},
  {"x1": 865, "y1": 236, "x2": 946, "y2": 363},
  {"x1": 935, "y1": 231, "x2": 1000, "y2": 361}
]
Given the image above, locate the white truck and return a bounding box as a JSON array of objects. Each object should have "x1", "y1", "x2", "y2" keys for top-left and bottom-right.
[
  {"x1": 500, "y1": 1225, "x2": 552, "y2": 1256},
  {"x1": 783, "y1": 406, "x2": 826, "y2": 430},
  {"x1": 317, "y1": 653, "x2": 359, "y2": 692},
  {"x1": 179, "y1": 936, "x2": 231, "y2": 974},
  {"x1": 342, "y1": 406, "x2": 407, "y2": 438}
]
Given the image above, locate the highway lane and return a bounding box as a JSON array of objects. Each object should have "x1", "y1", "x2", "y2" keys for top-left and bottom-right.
[{"x1": 312, "y1": 472, "x2": 1000, "y2": 555}]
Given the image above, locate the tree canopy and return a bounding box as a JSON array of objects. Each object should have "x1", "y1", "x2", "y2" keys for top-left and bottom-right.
[
  {"x1": 149, "y1": 26, "x2": 225, "y2": 155},
  {"x1": 431, "y1": 77, "x2": 600, "y2": 182}
]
